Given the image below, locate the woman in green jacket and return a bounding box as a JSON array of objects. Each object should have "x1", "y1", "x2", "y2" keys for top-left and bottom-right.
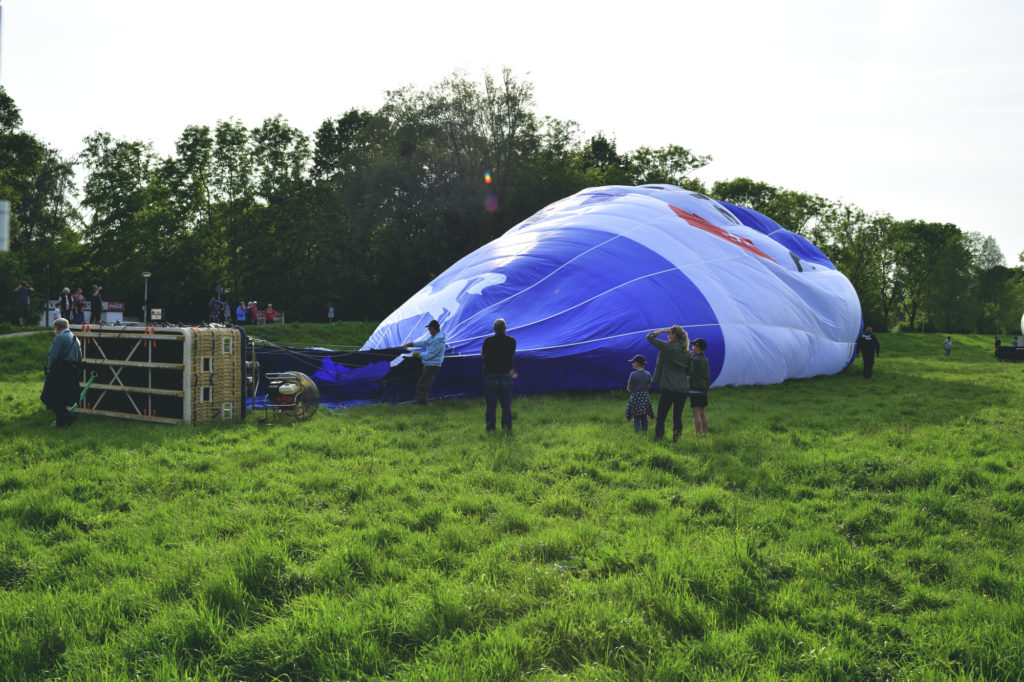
[{"x1": 646, "y1": 325, "x2": 693, "y2": 442}]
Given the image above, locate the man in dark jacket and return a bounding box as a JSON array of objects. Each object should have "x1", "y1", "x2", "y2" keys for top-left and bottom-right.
[
  {"x1": 856, "y1": 326, "x2": 881, "y2": 378},
  {"x1": 40, "y1": 318, "x2": 83, "y2": 427},
  {"x1": 481, "y1": 318, "x2": 516, "y2": 432}
]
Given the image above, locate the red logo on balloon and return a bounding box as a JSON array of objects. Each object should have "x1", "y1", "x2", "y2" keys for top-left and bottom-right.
[{"x1": 669, "y1": 205, "x2": 776, "y2": 263}]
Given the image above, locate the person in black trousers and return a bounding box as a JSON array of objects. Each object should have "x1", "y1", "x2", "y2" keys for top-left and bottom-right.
[
  {"x1": 646, "y1": 325, "x2": 694, "y2": 442},
  {"x1": 856, "y1": 326, "x2": 880, "y2": 378},
  {"x1": 482, "y1": 318, "x2": 516, "y2": 432},
  {"x1": 88, "y1": 284, "x2": 103, "y2": 323}
]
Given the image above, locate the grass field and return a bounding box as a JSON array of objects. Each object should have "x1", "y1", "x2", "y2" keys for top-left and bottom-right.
[{"x1": 1, "y1": 326, "x2": 1022, "y2": 680}]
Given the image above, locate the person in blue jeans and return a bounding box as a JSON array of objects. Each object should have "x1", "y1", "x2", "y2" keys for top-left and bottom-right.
[
  {"x1": 404, "y1": 319, "x2": 447, "y2": 405},
  {"x1": 481, "y1": 318, "x2": 516, "y2": 431}
]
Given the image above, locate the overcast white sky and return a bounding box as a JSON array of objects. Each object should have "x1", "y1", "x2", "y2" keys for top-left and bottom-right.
[{"x1": 2, "y1": 0, "x2": 1022, "y2": 261}]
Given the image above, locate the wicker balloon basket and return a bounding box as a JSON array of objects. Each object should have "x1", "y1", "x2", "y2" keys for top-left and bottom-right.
[{"x1": 71, "y1": 325, "x2": 245, "y2": 425}]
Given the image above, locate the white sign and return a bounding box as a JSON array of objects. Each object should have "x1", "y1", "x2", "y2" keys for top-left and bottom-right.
[{"x1": 0, "y1": 200, "x2": 10, "y2": 252}]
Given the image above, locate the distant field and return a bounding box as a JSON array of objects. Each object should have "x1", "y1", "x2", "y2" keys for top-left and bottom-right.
[
  {"x1": 1, "y1": 327, "x2": 1022, "y2": 679},
  {"x1": 241, "y1": 320, "x2": 380, "y2": 350}
]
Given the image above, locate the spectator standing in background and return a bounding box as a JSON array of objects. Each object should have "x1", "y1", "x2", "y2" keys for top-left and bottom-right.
[
  {"x1": 328, "y1": 303, "x2": 335, "y2": 324},
  {"x1": 89, "y1": 284, "x2": 103, "y2": 323},
  {"x1": 265, "y1": 303, "x2": 276, "y2": 323},
  {"x1": 71, "y1": 288, "x2": 86, "y2": 324},
  {"x1": 236, "y1": 301, "x2": 246, "y2": 324},
  {"x1": 943, "y1": 336, "x2": 952, "y2": 358},
  {"x1": 57, "y1": 288, "x2": 72, "y2": 321},
  {"x1": 14, "y1": 281, "x2": 34, "y2": 326}
]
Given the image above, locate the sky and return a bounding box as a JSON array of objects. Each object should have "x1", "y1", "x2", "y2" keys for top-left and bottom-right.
[{"x1": 2, "y1": 0, "x2": 1023, "y2": 262}]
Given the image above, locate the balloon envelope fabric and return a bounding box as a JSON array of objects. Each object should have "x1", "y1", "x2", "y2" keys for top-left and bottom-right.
[{"x1": 359, "y1": 184, "x2": 861, "y2": 398}]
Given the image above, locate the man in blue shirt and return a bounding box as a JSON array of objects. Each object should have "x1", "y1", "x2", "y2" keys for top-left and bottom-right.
[
  {"x1": 41, "y1": 318, "x2": 83, "y2": 427},
  {"x1": 403, "y1": 320, "x2": 446, "y2": 405}
]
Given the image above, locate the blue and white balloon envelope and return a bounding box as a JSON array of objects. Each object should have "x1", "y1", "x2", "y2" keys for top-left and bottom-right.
[{"x1": 352, "y1": 184, "x2": 861, "y2": 399}]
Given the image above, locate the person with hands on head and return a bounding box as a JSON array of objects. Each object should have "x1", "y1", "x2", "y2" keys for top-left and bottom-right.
[
  {"x1": 89, "y1": 284, "x2": 103, "y2": 323},
  {"x1": 646, "y1": 324, "x2": 693, "y2": 442},
  {"x1": 403, "y1": 320, "x2": 446, "y2": 405}
]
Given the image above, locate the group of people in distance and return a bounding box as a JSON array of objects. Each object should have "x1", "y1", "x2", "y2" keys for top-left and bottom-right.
[
  {"x1": 212, "y1": 299, "x2": 277, "y2": 325},
  {"x1": 401, "y1": 318, "x2": 712, "y2": 439},
  {"x1": 11, "y1": 282, "x2": 103, "y2": 327},
  {"x1": 56, "y1": 285, "x2": 103, "y2": 325}
]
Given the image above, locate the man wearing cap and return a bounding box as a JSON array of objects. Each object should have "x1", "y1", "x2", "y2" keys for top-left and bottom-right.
[
  {"x1": 403, "y1": 320, "x2": 447, "y2": 405},
  {"x1": 855, "y1": 326, "x2": 880, "y2": 378}
]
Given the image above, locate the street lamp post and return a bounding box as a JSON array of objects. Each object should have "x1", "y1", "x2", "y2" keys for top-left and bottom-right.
[{"x1": 142, "y1": 271, "x2": 151, "y2": 323}]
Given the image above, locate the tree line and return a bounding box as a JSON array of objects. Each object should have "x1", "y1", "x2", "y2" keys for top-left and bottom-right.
[{"x1": 3, "y1": 72, "x2": 1022, "y2": 333}]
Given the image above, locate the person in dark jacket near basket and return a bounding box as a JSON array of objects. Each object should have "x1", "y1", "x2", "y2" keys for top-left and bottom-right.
[
  {"x1": 856, "y1": 326, "x2": 881, "y2": 378},
  {"x1": 40, "y1": 318, "x2": 82, "y2": 427},
  {"x1": 481, "y1": 318, "x2": 516, "y2": 432}
]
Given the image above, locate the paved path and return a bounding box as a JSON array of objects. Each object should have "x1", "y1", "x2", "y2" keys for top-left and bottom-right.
[{"x1": 0, "y1": 330, "x2": 43, "y2": 340}]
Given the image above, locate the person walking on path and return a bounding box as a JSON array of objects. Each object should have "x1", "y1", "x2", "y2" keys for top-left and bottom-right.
[
  {"x1": 625, "y1": 354, "x2": 655, "y2": 433},
  {"x1": 943, "y1": 336, "x2": 952, "y2": 358},
  {"x1": 403, "y1": 319, "x2": 446, "y2": 405},
  {"x1": 646, "y1": 325, "x2": 693, "y2": 442},
  {"x1": 88, "y1": 284, "x2": 103, "y2": 323},
  {"x1": 856, "y1": 326, "x2": 881, "y2": 378},
  {"x1": 689, "y1": 338, "x2": 711, "y2": 436},
  {"x1": 13, "y1": 281, "x2": 33, "y2": 327},
  {"x1": 40, "y1": 318, "x2": 82, "y2": 427},
  {"x1": 482, "y1": 318, "x2": 516, "y2": 432}
]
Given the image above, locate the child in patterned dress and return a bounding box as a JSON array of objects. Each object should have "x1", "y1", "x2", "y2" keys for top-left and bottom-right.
[{"x1": 625, "y1": 354, "x2": 655, "y2": 433}]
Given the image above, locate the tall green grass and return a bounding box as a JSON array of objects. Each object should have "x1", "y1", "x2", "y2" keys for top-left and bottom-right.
[{"x1": 1, "y1": 328, "x2": 1022, "y2": 679}]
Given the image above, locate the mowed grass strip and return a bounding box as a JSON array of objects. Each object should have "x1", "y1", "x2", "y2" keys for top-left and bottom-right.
[{"x1": 1, "y1": 328, "x2": 1022, "y2": 679}]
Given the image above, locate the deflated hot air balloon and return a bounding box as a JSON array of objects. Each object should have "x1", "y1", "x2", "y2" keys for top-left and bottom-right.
[{"x1": 344, "y1": 184, "x2": 861, "y2": 401}]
